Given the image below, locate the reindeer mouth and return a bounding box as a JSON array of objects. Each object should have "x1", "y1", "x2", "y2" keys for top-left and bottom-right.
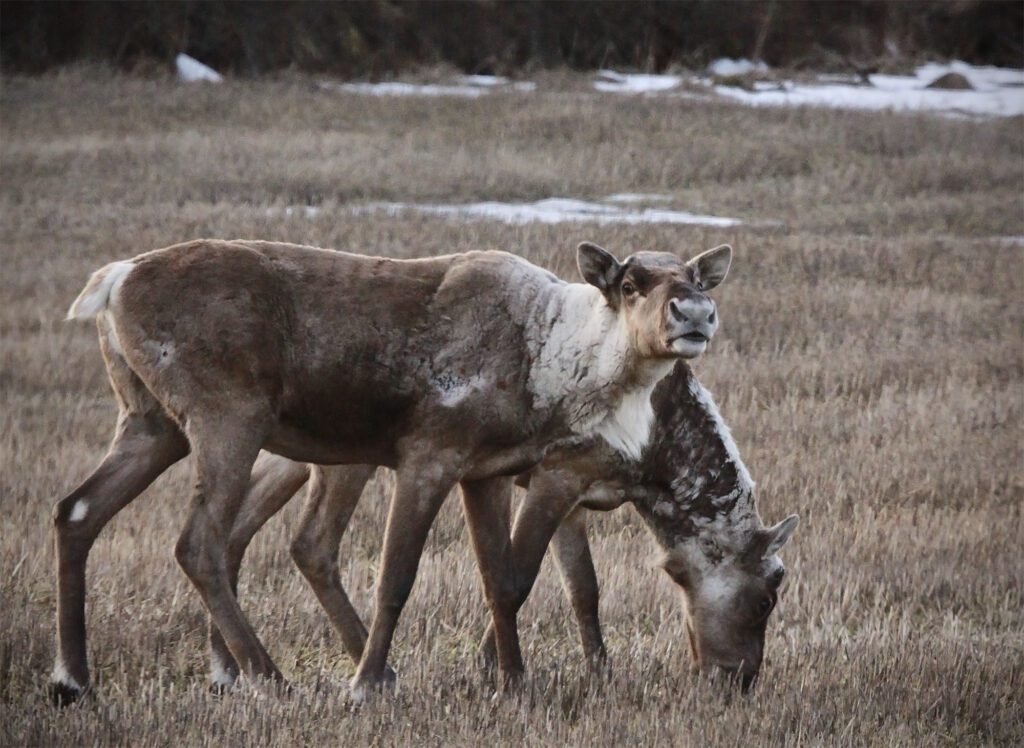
[
  {"x1": 669, "y1": 331, "x2": 710, "y2": 356},
  {"x1": 678, "y1": 331, "x2": 709, "y2": 344}
]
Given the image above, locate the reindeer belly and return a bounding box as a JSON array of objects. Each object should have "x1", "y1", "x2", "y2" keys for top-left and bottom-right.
[{"x1": 269, "y1": 373, "x2": 415, "y2": 466}]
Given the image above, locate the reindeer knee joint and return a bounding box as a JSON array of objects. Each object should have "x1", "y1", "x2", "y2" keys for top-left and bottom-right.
[
  {"x1": 493, "y1": 581, "x2": 521, "y2": 613},
  {"x1": 291, "y1": 537, "x2": 335, "y2": 581},
  {"x1": 289, "y1": 537, "x2": 315, "y2": 572},
  {"x1": 174, "y1": 532, "x2": 203, "y2": 578},
  {"x1": 53, "y1": 495, "x2": 91, "y2": 534}
]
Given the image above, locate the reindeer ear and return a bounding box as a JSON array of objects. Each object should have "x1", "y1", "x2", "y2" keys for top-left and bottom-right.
[
  {"x1": 577, "y1": 242, "x2": 622, "y2": 293},
  {"x1": 687, "y1": 244, "x2": 732, "y2": 291},
  {"x1": 762, "y1": 515, "x2": 799, "y2": 557}
]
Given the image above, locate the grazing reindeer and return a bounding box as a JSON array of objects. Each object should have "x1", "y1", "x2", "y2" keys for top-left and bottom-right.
[
  {"x1": 205, "y1": 361, "x2": 797, "y2": 693},
  {"x1": 53, "y1": 238, "x2": 731, "y2": 703},
  {"x1": 479, "y1": 360, "x2": 799, "y2": 690}
]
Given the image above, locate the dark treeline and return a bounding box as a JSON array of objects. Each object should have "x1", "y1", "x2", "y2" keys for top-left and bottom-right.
[{"x1": 2, "y1": 1, "x2": 1021, "y2": 76}]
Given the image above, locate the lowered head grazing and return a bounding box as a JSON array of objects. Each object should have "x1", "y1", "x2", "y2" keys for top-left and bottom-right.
[
  {"x1": 662, "y1": 514, "x2": 798, "y2": 691},
  {"x1": 577, "y1": 242, "x2": 731, "y2": 360},
  {"x1": 631, "y1": 365, "x2": 797, "y2": 691}
]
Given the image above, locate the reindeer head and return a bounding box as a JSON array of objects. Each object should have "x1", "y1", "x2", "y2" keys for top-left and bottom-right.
[
  {"x1": 661, "y1": 514, "x2": 798, "y2": 691},
  {"x1": 577, "y1": 243, "x2": 732, "y2": 360}
]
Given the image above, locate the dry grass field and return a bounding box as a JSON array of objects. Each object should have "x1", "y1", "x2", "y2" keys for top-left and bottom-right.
[{"x1": 1, "y1": 67, "x2": 1022, "y2": 746}]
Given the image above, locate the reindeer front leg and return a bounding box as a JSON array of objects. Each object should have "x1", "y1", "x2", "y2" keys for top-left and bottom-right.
[
  {"x1": 550, "y1": 508, "x2": 608, "y2": 665},
  {"x1": 475, "y1": 468, "x2": 584, "y2": 672},
  {"x1": 350, "y1": 450, "x2": 463, "y2": 700},
  {"x1": 460, "y1": 476, "x2": 523, "y2": 685}
]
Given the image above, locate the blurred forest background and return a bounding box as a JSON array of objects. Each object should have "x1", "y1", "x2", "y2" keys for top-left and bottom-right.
[{"x1": 2, "y1": 0, "x2": 1022, "y2": 77}]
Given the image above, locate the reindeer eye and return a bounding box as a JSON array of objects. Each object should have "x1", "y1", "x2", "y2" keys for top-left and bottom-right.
[
  {"x1": 622, "y1": 281, "x2": 637, "y2": 296},
  {"x1": 756, "y1": 596, "x2": 774, "y2": 619}
]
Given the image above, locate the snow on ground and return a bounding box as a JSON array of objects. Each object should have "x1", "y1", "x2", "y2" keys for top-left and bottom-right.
[
  {"x1": 590, "y1": 60, "x2": 1022, "y2": 118},
  {"x1": 175, "y1": 54, "x2": 222, "y2": 83},
  {"x1": 459, "y1": 74, "x2": 537, "y2": 91},
  {"x1": 592, "y1": 60, "x2": 768, "y2": 94},
  {"x1": 594, "y1": 70, "x2": 682, "y2": 93},
  {"x1": 324, "y1": 81, "x2": 487, "y2": 98},
  {"x1": 707, "y1": 58, "x2": 769, "y2": 77},
  {"x1": 321, "y1": 75, "x2": 534, "y2": 97},
  {"x1": 270, "y1": 195, "x2": 740, "y2": 226},
  {"x1": 319, "y1": 61, "x2": 1020, "y2": 116},
  {"x1": 352, "y1": 196, "x2": 740, "y2": 227},
  {"x1": 707, "y1": 61, "x2": 1024, "y2": 118},
  {"x1": 604, "y1": 193, "x2": 675, "y2": 204},
  {"x1": 461, "y1": 74, "x2": 510, "y2": 87}
]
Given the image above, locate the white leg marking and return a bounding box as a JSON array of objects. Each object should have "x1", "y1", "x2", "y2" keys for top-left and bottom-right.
[
  {"x1": 69, "y1": 500, "x2": 88, "y2": 522},
  {"x1": 210, "y1": 652, "x2": 236, "y2": 687},
  {"x1": 51, "y1": 658, "x2": 83, "y2": 691}
]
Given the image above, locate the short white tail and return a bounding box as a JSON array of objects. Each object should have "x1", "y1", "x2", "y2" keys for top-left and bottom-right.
[{"x1": 66, "y1": 261, "x2": 135, "y2": 320}]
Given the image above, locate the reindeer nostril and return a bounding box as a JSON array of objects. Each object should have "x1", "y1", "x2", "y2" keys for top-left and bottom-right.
[
  {"x1": 708, "y1": 309, "x2": 716, "y2": 324},
  {"x1": 669, "y1": 299, "x2": 686, "y2": 322}
]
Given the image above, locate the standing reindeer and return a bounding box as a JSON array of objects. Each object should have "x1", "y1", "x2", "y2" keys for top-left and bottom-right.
[
  {"x1": 53, "y1": 238, "x2": 730, "y2": 703},
  {"x1": 205, "y1": 362, "x2": 797, "y2": 693}
]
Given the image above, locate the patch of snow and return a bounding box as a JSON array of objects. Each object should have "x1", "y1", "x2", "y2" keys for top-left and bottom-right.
[
  {"x1": 709, "y1": 61, "x2": 1024, "y2": 118},
  {"x1": 266, "y1": 206, "x2": 321, "y2": 218},
  {"x1": 913, "y1": 61, "x2": 1024, "y2": 90},
  {"x1": 176, "y1": 53, "x2": 222, "y2": 83},
  {"x1": 462, "y1": 74, "x2": 510, "y2": 86},
  {"x1": 325, "y1": 81, "x2": 488, "y2": 98},
  {"x1": 595, "y1": 70, "x2": 682, "y2": 93},
  {"x1": 286, "y1": 205, "x2": 320, "y2": 218},
  {"x1": 354, "y1": 197, "x2": 740, "y2": 227},
  {"x1": 321, "y1": 76, "x2": 536, "y2": 98},
  {"x1": 604, "y1": 193, "x2": 674, "y2": 204},
  {"x1": 816, "y1": 73, "x2": 861, "y2": 84},
  {"x1": 708, "y1": 58, "x2": 769, "y2": 77}
]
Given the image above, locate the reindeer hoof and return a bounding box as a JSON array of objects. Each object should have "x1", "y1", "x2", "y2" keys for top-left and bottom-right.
[
  {"x1": 587, "y1": 649, "x2": 612, "y2": 675},
  {"x1": 500, "y1": 668, "x2": 526, "y2": 692},
  {"x1": 476, "y1": 636, "x2": 499, "y2": 672},
  {"x1": 349, "y1": 670, "x2": 397, "y2": 704},
  {"x1": 207, "y1": 679, "x2": 235, "y2": 697},
  {"x1": 49, "y1": 680, "x2": 86, "y2": 707}
]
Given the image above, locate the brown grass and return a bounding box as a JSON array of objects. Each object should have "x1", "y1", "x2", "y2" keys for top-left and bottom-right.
[{"x1": 1, "y1": 68, "x2": 1022, "y2": 746}]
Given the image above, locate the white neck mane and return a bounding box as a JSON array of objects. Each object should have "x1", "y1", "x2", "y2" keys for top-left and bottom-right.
[
  {"x1": 527, "y1": 283, "x2": 673, "y2": 459},
  {"x1": 687, "y1": 378, "x2": 755, "y2": 495}
]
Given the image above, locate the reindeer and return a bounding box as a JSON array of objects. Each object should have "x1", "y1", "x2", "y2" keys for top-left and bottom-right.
[
  {"x1": 52, "y1": 238, "x2": 731, "y2": 703},
  {"x1": 200, "y1": 360, "x2": 797, "y2": 694}
]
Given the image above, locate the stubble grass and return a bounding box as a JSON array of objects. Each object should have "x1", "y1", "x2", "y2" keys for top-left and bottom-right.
[{"x1": 1, "y1": 67, "x2": 1021, "y2": 746}]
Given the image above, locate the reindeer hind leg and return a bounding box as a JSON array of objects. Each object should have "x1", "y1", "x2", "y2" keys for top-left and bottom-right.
[
  {"x1": 207, "y1": 452, "x2": 312, "y2": 692},
  {"x1": 174, "y1": 412, "x2": 285, "y2": 691},
  {"x1": 50, "y1": 338, "x2": 188, "y2": 705},
  {"x1": 290, "y1": 464, "x2": 380, "y2": 675}
]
